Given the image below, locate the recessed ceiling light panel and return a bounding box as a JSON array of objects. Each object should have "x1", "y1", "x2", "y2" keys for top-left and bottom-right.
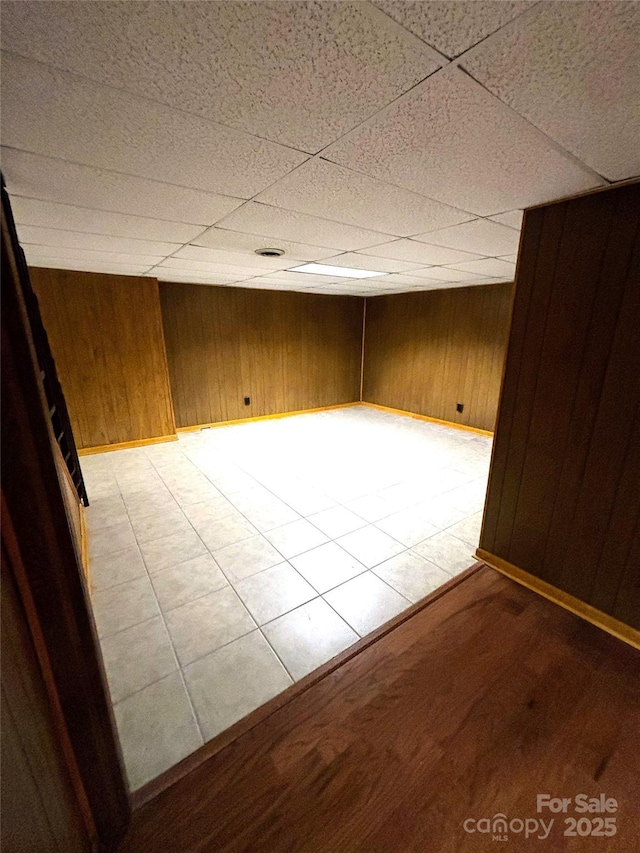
[{"x1": 288, "y1": 263, "x2": 388, "y2": 278}]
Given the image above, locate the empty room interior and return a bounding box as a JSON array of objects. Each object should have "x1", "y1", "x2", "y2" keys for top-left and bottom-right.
[{"x1": 2, "y1": 2, "x2": 639, "y2": 851}]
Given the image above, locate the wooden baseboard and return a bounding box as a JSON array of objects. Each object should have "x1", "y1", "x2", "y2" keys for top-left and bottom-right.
[
  {"x1": 131, "y1": 562, "x2": 484, "y2": 810},
  {"x1": 361, "y1": 401, "x2": 494, "y2": 436},
  {"x1": 79, "y1": 505, "x2": 90, "y2": 591},
  {"x1": 476, "y1": 548, "x2": 640, "y2": 650},
  {"x1": 77, "y1": 434, "x2": 178, "y2": 456},
  {"x1": 175, "y1": 402, "x2": 360, "y2": 433}
]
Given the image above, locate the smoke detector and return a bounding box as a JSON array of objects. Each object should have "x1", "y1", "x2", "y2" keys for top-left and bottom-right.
[{"x1": 255, "y1": 247, "x2": 285, "y2": 258}]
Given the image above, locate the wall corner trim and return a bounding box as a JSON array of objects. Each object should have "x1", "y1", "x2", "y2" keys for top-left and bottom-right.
[
  {"x1": 476, "y1": 548, "x2": 640, "y2": 650},
  {"x1": 77, "y1": 434, "x2": 178, "y2": 456},
  {"x1": 359, "y1": 297, "x2": 367, "y2": 403},
  {"x1": 175, "y1": 402, "x2": 361, "y2": 433},
  {"x1": 361, "y1": 402, "x2": 494, "y2": 436}
]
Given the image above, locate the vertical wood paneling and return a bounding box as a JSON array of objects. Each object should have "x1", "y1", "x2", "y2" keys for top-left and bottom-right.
[
  {"x1": 481, "y1": 208, "x2": 546, "y2": 550},
  {"x1": 54, "y1": 443, "x2": 83, "y2": 559},
  {"x1": 30, "y1": 268, "x2": 176, "y2": 449},
  {"x1": 506, "y1": 193, "x2": 616, "y2": 570},
  {"x1": 4, "y1": 203, "x2": 129, "y2": 845},
  {"x1": 480, "y1": 182, "x2": 640, "y2": 630},
  {"x1": 613, "y1": 524, "x2": 640, "y2": 629},
  {"x1": 553, "y1": 231, "x2": 640, "y2": 601},
  {"x1": 159, "y1": 284, "x2": 362, "y2": 427},
  {"x1": 536, "y1": 206, "x2": 638, "y2": 580},
  {"x1": 489, "y1": 206, "x2": 569, "y2": 558},
  {"x1": 1, "y1": 556, "x2": 90, "y2": 853},
  {"x1": 362, "y1": 282, "x2": 513, "y2": 432},
  {"x1": 592, "y1": 412, "x2": 640, "y2": 615}
]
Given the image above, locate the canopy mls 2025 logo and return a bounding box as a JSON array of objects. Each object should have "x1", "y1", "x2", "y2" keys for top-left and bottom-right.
[{"x1": 463, "y1": 793, "x2": 619, "y2": 842}]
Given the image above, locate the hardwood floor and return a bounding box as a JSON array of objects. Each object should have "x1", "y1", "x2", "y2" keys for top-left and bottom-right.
[{"x1": 120, "y1": 566, "x2": 640, "y2": 852}]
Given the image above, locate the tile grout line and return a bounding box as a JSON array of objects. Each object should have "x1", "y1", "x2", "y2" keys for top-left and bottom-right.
[
  {"x1": 104, "y1": 460, "x2": 208, "y2": 743},
  {"x1": 173, "y1": 441, "x2": 405, "y2": 623},
  {"x1": 193, "y1": 409, "x2": 484, "y2": 545},
  {"x1": 256, "y1": 628, "x2": 297, "y2": 684},
  {"x1": 144, "y1": 447, "x2": 322, "y2": 686},
  {"x1": 99, "y1": 546, "x2": 458, "y2": 710},
  {"x1": 85, "y1": 409, "x2": 488, "y2": 756}
]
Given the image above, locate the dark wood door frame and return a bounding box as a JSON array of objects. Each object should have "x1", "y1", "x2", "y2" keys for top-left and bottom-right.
[{"x1": 2, "y1": 187, "x2": 130, "y2": 848}]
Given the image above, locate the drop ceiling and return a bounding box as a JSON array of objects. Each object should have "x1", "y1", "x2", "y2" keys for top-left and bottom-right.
[{"x1": 1, "y1": 1, "x2": 638, "y2": 297}]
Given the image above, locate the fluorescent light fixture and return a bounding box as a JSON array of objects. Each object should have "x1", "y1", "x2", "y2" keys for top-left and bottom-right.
[{"x1": 287, "y1": 263, "x2": 388, "y2": 279}]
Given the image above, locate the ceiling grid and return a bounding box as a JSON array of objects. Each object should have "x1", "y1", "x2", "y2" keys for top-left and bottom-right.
[{"x1": 1, "y1": 1, "x2": 638, "y2": 295}]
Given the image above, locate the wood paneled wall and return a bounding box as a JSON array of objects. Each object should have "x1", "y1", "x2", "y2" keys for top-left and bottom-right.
[
  {"x1": 480, "y1": 182, "x2": 640, "y2": 631},
  {"x1": 1, "y1": 552, "x2": 90, "y2": 853},
  {"x1": 4, "y1": 195, "x2": 129, "y2": 848},
  {"x1": 30, "y1": 268, "x2": 176, "y2": 449},
  {"x1": 159, "y1": 284, "x2": 362, "y2": 427},
  {"x1": 362, "y1": 282, "x2": 513, "y2": 432},
  {"x1": 54, "y1": 443, "x2": 83, "y2": 558}
]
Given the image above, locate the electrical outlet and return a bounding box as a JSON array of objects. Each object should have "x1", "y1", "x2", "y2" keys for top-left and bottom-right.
[
  {"x1": 456, "y1": 402, "x2": 464, "y2": 413},
  {"x1": 244, "y1": 396, "x2": 251, "y2": 406}
]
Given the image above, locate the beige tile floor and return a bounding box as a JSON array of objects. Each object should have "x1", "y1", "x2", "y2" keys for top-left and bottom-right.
[{"x1": 82, "y1": 405, "x2": 491, "y2": 790}]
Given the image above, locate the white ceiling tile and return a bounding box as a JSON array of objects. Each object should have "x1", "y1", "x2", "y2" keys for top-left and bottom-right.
[
  {"x1": 21, "y1": 246, "x2": 164, "y2": 266},
  {"x1": 216, "y1": 202, "x2": 394, "y2": 251},
  {"x1": 373, "y1": 273, "x2": 454, "y2": 287},
  {"x1": 415, "y1": 282, "x2": 450, "y2": 291},
  {"x1": 173, "y1": 245, "x2": 295, "y2": 272},
  {"x1": 403, "y1": 282, "x2": 455, "y2": 290},
  {"x1": 335, "y1": 277, "x2": 392, "y2": 287},
  {"x1": 248, "y1": 272, "x2": 351, "y2": 286},
  {"x1": 321, "y1": 252, "x2": 424, "y2": 274},
  {"x1": 487, "y1": 209, "x2": 524, "y2": 231},
  {"x1": 238, "y1": 280, "x2": 314, "y2": 292},
  {"x1": 346, "y1": 283, "x2": 396, "y2": 291},
  {"x1": 154, "y1": 280, "x2": 226, "y2": 288},
  {"x1": 414, "y1": 218, "x2": 521, "y2": 256},
  {"x1": 232, "y1": 276, "x2": 303, "y2": 290},
  {"x1": 431, "y1": 283, "x2": 486, "y2": 292},
  {"x1": 461, "y1": 2, "x2": 640, "y2": 181},
  {"x1": 255, "y1": 158, "x2": 473, "y2": 237},
  {"x1": 150, "y1": 269, "x2": 247, "y2": 286},
  {"x1": 305, "y1": 285, "x2": 368, "y2": 296},
  {"x1": 434, "y1": 276, "x2": 501, "y2": 287},
  {"x1": 1, "y1": 55, "x2": 308, "y2": 199},
  {"x1": 26, "y1": 259, "x2": 152, "y2": 275},
  {"x1": 1, "y1": 1, "x2": 442, "y2": 153},
  {"x1": 447, "y1": 257, "x2": 517, "y2": 278},
  {"x1": 15, "y1": 224, "x2": 179, "y2": 256},
  {"x1": 1, "y1": 148, "x2": 244, "y2": 226},
  {"x1": 3, "y1": 2, "x2": 634, "y2": 291},
  {"x1": 368, "y1": 282, "x2": 442, "y2": 295},
  {"x1": 435, "y1": 280, "x2": 492, "y2": 290},
  {"x1": 323, "y1": 66, "x2": 603, "y2": 215},
  {"x1": 364, "y1": 283, "x2": 431, "y2": 294},
  {"x1": 189, "y1": 228, "x2": 336, "y2": 263},
  {"x1": 407, "y1": 267, "x2": 487, "y2": 284},
  {"x1": 373, "y1": 1, "x2": 535, "y2": 59},
  {"x1": 156, "y1": 258, "x2": 264, "y2": 278},
  {"x1": 359, "y1": 238, "x2": 482, "y2": 266},
  {"x1": 11, "y1": 197, "x2": 204, "y2": 244}
]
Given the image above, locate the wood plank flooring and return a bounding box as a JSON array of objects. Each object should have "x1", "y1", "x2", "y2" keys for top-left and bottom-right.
[{"x1": 119, "y1": 566, "x2": 640, "y2": 852}]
